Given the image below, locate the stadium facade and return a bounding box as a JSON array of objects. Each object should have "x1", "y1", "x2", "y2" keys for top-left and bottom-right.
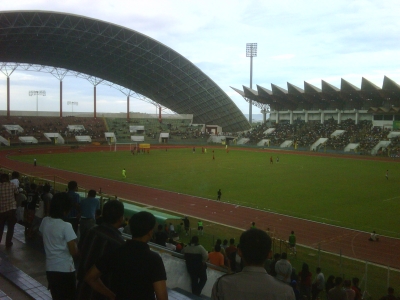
[{"x1": 233, "y1": 76, "x2": 400, "y2": 129}]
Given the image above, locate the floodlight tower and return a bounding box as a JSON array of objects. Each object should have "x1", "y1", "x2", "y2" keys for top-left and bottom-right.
[
  {"x1": 29, "y1": 90, "x2": 46, "y2": 116},
  {"x1": 246, "y1": 43, "x2": 257, "y2": 124},
  {"x1": 67, "y1": 101, "x2": 78, "y2": 114}
]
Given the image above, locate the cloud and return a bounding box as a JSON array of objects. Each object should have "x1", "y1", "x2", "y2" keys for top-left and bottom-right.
[
  {"x1": 1, "y1": 0, "x2": 400, "y2": 120},
  {"x1": 271, "y1": 54, "x2": 295, "y2": 60}
]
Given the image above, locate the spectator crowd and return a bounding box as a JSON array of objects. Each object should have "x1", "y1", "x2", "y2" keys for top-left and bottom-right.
[{"x1": 0, "y1": 170, "x2": 399, "y2": 299}]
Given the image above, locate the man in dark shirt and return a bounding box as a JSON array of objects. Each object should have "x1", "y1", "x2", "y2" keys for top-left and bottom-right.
[
  {"x1": 85, "y1": 211, "x2": 168, "y2": 300},
  {"x1": 66, "y1": 181, "x2": 80, "y2": 233},
  {"x1": 182, "y1": 216, "x2": 190, "y2": 236},
  {"x1": 76, "y1": 200, "x2": 125, "y2": 300},
  {"x1": 154, "y1": 224, "x2": 168, "y2": 247}
]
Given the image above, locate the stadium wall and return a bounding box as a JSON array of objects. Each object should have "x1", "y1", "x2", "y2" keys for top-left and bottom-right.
[
  {"x1": 270, "y1": 110, "x2": 371, "y2": 123},
  {"x1": 0, "y1": 110, "x2": 193, "y2": 121}
]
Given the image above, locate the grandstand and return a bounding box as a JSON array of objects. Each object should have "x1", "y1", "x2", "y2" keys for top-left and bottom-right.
[{"x1": 232, "y1": 76, "x2": 400, "y2": 155}]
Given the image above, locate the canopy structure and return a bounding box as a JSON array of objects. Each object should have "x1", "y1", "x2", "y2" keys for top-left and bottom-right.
[
  {"x1": 0, "y1": 10, "x2": 250, "y2": 132},
  {"x1": 123, "y1": 202, "x2": 182, "y2": 225},
  {"x1": 233, "y1": 77, "x2": 400, "y2": 112}
]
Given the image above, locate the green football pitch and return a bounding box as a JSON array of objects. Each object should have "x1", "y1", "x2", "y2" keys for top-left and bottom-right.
[{"x1": 10, "y1": 147, "x2": 400, "y2": 238}]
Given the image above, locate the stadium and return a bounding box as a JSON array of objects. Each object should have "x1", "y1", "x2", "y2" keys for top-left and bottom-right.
[{"x1": 0, "y1": 10, "x2": 399, "y2": 300}]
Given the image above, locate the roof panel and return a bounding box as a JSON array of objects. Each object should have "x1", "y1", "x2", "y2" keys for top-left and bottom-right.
[
  {"x1": 341, "y1": 78, "x2": 360, "y2": 92},
  {"x1": 361, "y1": 77, "x2": 381, "y2": 91},
  {"x1": 271, "y1": 84, "x2": 288, "y2": 96},
  {"x1": 304, "y1": 81, "x2": 321, "y2": 93},
  {"x1": 321, "y1": 80, "x2": 340, "y2": 93},
  {"x1": 383, "y1": 76, "x2": 400, "y2": 91},
  {"x1": 287, "y1": 82, "x2": 304, "y2": 94}
]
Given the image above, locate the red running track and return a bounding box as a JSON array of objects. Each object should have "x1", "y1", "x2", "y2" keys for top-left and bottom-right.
[{"x1": 1, "y1": 146, "x2": 399, "y2": 269}]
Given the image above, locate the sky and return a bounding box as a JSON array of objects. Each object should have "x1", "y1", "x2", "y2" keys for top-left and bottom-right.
[{"x1": 1, "y1": 0, "x2": 400, "y2": 118}]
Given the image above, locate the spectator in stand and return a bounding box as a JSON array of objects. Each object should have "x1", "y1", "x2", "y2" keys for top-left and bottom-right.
[
  {"x1": 225, "y1": 238, "x2": 238, "y2": 272},
  {"x1": 328, "y1": 277, "x2": 346, "y2": 300},
  {"x1": 298, "y1": 263, "x2": 312, "y2": 300},
  {"x1": 182, "y1": 216, "x2": 190, "y2": 236},
  {"x1": 291, "y1": 280, "x2": 301, "y2": 300},
  {"x1": 214, "y1": 238, "x2": 229, "y2": 264},
  {"x1": 66, "y1": 181, "x2": 80, "y2": 233},
  {"x1": 165, "y1": 238, "x2": 177, "y2": 251},
  {"x1": 24, "y1": 183, "x2": 40, "y2": 238},
  {"x1": 379, "y1": 287, "x2": 397, "y2": 300},
  {"x1": 181, "y1": 235, "x2": 208, "y2": 296},
  {"x1": 0, "y1": 173, "x2": 19, "y2": 248},
  {"x1": 85, "y1": 211, "x2": 168, "y2": 300},
  {"x1": 208, "y1": 244, "x2": 227, "y2": 269},
  {"x1": 275, "y1": 252, "x2": 292, "y2": 283},
  {"x1": 311, "y1": 267, "x2": 325, "y2": 300},
  {"x1": 16, "y1": 187, "x2": 27, "y2": 223},
  {"x1": 78, "y1": 189, "x2": 100, "y2": 248},
  {"x1": 10, "y1": 171, "x2": 20, "y2": 188},
  {"x1": 351, "y1": 277, "x2": 362, "y2": 300},
  {"x1": 268, "y1": 253, "x2": 281, "y2": 276},
  {"x1": 222, "y1": 239, "x2": 228, "y2": 250},
  {"x1": 325, "y1": 275, "x2": 336, "y2": 296},
  {"x1": 343, "y1": 279, "x2": 355, "y2": 300},
  {"x1": 154, "y1": 224, "x2": 168, "y2": 247},
  {"x1": 169, "y1": 222, "x2": 175, "y2": 237},
  {"x1": 211, "y1": 228, "x2": 295, "y2": 300},
  {"x1": 41, "y1": 184, "x2": 53, "y2": 217},
  {"x1": 289, "y1": 231, "x2": 297, "y2": 254},
  {"x1": 39, "y1": 192, "x2": 78, "y2": 300},
  {"x1": 76, "y1": 200, "x2": 125, "y2": 300}
]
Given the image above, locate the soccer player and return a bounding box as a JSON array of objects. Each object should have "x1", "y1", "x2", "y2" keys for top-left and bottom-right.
[
  {"x1": 385, "y1": 170, "x2": 388, "y2": 180},
  {"x1": 122, "y1": 168, "x2": 126, "y2": 178}
]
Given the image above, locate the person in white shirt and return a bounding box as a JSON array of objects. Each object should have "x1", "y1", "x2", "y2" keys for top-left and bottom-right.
[
  {"x1": 10, "y1": 171, "x2": 20, "y2": 188},
  {"x1": 311, "y1": 267, "x2": 325, "y2": 300},
  {"x1": 39, "y1": 192, "x2": 78, "y2": 300}
]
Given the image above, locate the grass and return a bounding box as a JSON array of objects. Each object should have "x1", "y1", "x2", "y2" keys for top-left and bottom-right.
[
  {"x1": 10, "y1": 147, "x2": 400, "y2": 237},
  {"x1": 8, "y1": 146, "x2": 400, "y2": 298}
]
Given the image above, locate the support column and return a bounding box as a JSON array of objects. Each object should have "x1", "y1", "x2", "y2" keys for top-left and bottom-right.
[
  {"x1": 158, "y1": 106, "x2": 162, "y2": 123},
  {"x1": 127, "y1": 95, "x2": 130, "y2": 121},
  {"x1": 94, "y1": 86, "x2": 97, "y2": 119},
  {"x1": 7, "y1": 77, "x2": 10, "y2": 119},
  {"x1": 276, "y1": 111, "x2": 279, "y2": 123},
  {"x1": 262, "y1": 109, "x2": 266, "y2": 123},
  {"x1": 355, "y1": 110, "x2": 359, "y2": 125},
  {"x1": 1, "y1": 64, "x2": 17, "y2": 119},
  {"x1": 321, "y1": 111, "x2": 325, "y2": 124},
  {"x1": 60, "y1": 81, "x2": 63, "y2": 118},
  {"x1": 338, "y1": 110, "x2": 341, "y2": 124},
  {"x1": 305, "y1": 111, "x2": 308, "y2": 123},
  {"x1": 289, "y1": 110, "x2": 293, "y2": 125},
  {"x1": 249, "y1": 56, "x2": 253, "y2": 124}
]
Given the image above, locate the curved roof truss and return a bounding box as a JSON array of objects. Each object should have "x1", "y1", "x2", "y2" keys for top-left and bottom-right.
[
  {"x1": 0, "y1": 62, "x2": 161, "y2": 107},
  {"x1": 0, "y1": 10, "x2": 250, "y2": 132}
]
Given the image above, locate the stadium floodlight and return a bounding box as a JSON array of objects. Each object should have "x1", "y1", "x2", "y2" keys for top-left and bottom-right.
[
  {"x1": 67, "y1": 101, "x2": 78, "y2": 113},
  {"x1": 29, "y1": 90, "x2": 46, "y2": 116},
  {"x1": 246, "y1": 43, "x2": 257, "y2": 124}
]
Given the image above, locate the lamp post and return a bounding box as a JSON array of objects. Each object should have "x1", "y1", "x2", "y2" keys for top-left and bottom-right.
[
  {"x1": 29, "y1": 90, "x2": 46, "y2": 116},
  {"x1": 246, "y1": 43, "x2": 257, "y2": 124},
  {"x1": 67, "y1": 101, "x2": 78, "y2": 114}
]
